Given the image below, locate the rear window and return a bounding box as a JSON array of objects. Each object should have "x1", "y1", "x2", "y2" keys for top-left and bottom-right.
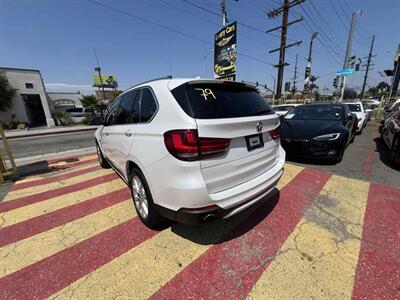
[
  {"x1": 284, "y1": 105, "x2": 344, "y2": 121},
  {"x1": 273, "y1": 105, "x2": 293, "y2": 112},
  {"x1": 171, "y1": 82, "x2": 273, "y2": 119},
  {"x1": 347, "y1": 104, "x2": 361, "y2": 112}
]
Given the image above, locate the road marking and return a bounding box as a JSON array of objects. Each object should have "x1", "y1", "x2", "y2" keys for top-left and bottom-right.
[
  {"x1": 0, "y1": 188, "x2": 131, "y2": 247},
  {"x1": 352, "y1": 183, "x2": 400, "y2": 299},
  {"x1": 47, "y1": 154, "x2": 97, "y2": 165},
  {"x1": 151, "y1": 167, "x2": 330, "y2": 299},
  {"x1": 0, "y1": 173, "x2": 118, "y2": 213},
  {"x1": 0, "y1": 218, "x2": 157, "y2": 300},
  {"x1": 12, "y1": 164, "x2": 101, "y2": 190},
  {"x1": 247, "y1": 175, "x2": 370, "y2": 300},
  {"x1": 4, "y1": 168, "x2": 114, "y2": 201},
  {"x1": 0, "y1": 200, "x2": 135, "y2": 277},
  {"x1": 0, "y1": 178, "x2": 125, "y2": 227}
]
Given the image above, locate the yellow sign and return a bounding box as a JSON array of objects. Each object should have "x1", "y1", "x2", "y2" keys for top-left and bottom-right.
[{"x1": 92, "y1": 75, "x2": 118, "y2": 88}]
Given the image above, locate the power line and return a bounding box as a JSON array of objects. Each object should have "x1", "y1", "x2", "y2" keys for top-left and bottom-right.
[
  {"x1": 180, "y1": 0, "x2": 294, "y2": 41},
  {"x1": 87, "y1": 0, "x2": 276, "y2": 67},
  {"x1": 299, "y1": 4, "x2": 345, "y2": 56},
  {"x1": 328, "y1": 0, "x2": 349, "y2": 31}
]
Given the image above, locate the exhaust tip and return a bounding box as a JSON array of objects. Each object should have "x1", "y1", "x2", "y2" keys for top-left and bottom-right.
[{"x1": 203, "y1": 214, "x2": 216, "y2": 223}]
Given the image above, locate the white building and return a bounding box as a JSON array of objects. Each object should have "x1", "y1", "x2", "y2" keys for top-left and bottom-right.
[
  {"x1": 47, "y1": 92, "x2": 83, "y2": 113},
  {"x1": 0, "y1": 67, "x2": 55, "y2": 127}
]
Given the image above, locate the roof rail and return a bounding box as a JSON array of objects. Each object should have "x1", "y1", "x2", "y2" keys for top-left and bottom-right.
[{"x1": 126, "y1": 76, "x2": 172, "y2": 90}]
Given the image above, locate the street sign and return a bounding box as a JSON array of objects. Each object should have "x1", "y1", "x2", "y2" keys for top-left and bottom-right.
[{"x1": 336, "y1": 68, "x2": 354, "y2": 75}]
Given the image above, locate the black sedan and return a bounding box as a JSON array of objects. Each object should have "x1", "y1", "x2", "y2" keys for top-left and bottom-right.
[{"x1": 280, "y1": 104, "x2": 357, "y2": 162}]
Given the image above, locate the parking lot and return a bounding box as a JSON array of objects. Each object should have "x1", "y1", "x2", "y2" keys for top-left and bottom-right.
[{"x1": 0, "y1": 122, "x2": 399, "y2": 299}]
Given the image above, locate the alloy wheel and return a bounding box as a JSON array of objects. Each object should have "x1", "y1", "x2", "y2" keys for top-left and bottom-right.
[{"x1": 131, "y1": 175, "x2": 149, "y2": 219}]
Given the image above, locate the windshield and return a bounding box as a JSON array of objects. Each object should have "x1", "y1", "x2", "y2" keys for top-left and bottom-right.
[
  {"x1": 284, "y1": 105, "x2": 343, "y2": 121},
  {"x1": 347, "y1": 104, "x2": 362, "y2": 112},
  {"x1": 273, "y1": 106, "x2": 293, "y2": 112},
  {"x1": 171, "y1": 82, "x2": 273, "y2": 119}
]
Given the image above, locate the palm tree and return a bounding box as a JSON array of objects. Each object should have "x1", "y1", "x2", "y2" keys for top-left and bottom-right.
[
  {"x1": 80, "y1": 95, "x2": 99, "y2": 109},
  {"x1": 0, "y1": 72, "x2": 17, "y2": 112}
]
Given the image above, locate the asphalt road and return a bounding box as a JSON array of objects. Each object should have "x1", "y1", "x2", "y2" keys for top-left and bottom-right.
[
  {"x1": 8, "y1": 131, "x2": 96, "y2": 159},
  {"x1": 288, "y1": 121, "x2": 400, "y2": 188}
]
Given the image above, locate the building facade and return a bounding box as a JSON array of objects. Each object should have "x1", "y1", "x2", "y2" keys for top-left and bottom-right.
[
  {"x1": 0, "y1": 67, "x2": 55, "y2": 127},
  {"x1": 47, "y1": 92, "x2": 83, "y2": 113}
]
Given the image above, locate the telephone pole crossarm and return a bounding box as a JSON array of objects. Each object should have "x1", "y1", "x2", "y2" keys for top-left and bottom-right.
[
  {"x1": 267, "y1": 0, "x2": 305, "y2": 18},
  {"x1": 266, "y1": 17, "x2": 303, "y2": 33}
]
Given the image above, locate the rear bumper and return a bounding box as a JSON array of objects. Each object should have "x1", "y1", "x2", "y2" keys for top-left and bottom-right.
[
  {"x1": 155, "y1": 172, "x2": 282, "y2": 225},
  {"x1": 151, "y1": 146, "x2": 285, "y2": 225}
]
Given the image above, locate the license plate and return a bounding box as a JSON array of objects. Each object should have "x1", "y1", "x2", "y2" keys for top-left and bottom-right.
[{"x1": 245, "y1": 134, "x2": 264, "y2": 151}]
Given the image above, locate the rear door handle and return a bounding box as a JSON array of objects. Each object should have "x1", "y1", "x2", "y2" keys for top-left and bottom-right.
[{"x1": 124, "y1": 130, "x2": 133, "y2": 137}]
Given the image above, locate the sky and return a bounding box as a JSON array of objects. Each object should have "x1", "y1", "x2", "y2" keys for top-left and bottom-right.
[{"x1": 1, "y1": 0, "x2": 399, "y2": 95}]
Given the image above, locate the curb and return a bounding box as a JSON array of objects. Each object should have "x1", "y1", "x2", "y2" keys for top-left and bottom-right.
[{"x1": 4, "y1": 127, "x2": 98, "y2": 140}]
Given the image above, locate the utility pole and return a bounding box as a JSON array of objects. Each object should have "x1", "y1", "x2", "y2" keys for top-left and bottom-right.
[
  {"x1": 292, "y1": 54, "x2": 298, "y2": 95},
  {"x1": 339, "y1": 10, "x2": 364, "y2": 101},
  {"x1": 304, "y1": 32, "x2": 318, "y2": 93},
  {"x1": 267, "y1": 0, "x2": 304, "y2": 100},
  {"x1": 360, "y1": 35, "x2": 375, "y2": 100},
  {"x1": 221, "y1": 0, "x2": 227, "y2": 26},
  {"x1": 93, "y1": 48, "x2": 106, "y2": 101}
]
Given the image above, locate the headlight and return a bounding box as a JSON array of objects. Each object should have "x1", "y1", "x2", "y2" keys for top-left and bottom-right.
[{"x1": 314, "y1": 133, "x2": 341, "y2": 141}]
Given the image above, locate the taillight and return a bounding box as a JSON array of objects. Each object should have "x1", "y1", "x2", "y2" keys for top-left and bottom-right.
[
  {"x1": 164, "y1": 129, "x2": 231, "y2": 161},
  {"x1": 268, "y1": 126, "x2": 280, "y2": 141}
]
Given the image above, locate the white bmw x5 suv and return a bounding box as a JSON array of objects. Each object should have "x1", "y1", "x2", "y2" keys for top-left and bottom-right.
[{"x1": 95, "y1": 77, "x2": 285, "y2": 228}]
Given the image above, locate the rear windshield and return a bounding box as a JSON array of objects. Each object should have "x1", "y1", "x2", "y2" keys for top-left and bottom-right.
[
  {"x1": 284, "y1": 105, "x2": 343, "y2": 121},
  {"x1": 171, "y1": 83, "x2": 273, "y2": 119},
  {"x1": 347, "y1": 104, "x2": 361, "y2": 112}
]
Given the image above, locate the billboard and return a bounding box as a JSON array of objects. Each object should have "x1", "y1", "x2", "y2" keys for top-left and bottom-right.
[
  {"x1": 214, "y1": 22, "x2": 237, "y2": 81},
  {"x1": 92, "y1": 75, "x2": 118, "y2": 88}
]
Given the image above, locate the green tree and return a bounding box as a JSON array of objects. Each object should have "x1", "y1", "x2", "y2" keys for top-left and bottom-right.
[
  {"x1": 0, "y1": 72, "x2": 17, "y2": 112},
  {"x1": 80, "y1": 95, "x2": 99, "y2": 109}
]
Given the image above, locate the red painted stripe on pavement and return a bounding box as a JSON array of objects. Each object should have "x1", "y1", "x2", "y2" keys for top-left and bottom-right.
[
  {"x1": 47, "y1": 153, "x2": 96, "y2": 164},
  {"x1": 0, "y1": 188, "x2": 131, "y2": 247},
  {"x1": 11, "y1": 165, "x2": 101, "y2": 191},
  {"x1": 352, "y1": 183, "x2": 400, "y2": 300},
  {"x1": 362, "y1": 146, "x2": 374, "y2": 174},
  {"x1": 0, "y1": 218, "x2": 157, "y2": 300},
  {"x1": 151, "y1": 168, "x2": 331, "y2": 300},
  {"x1": 0, "y1": 173, "x2": 118, "y2": 213}
]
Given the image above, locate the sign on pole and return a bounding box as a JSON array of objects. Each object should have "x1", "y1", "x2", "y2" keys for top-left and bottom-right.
[
  {"x1": 336, "y1": 68, "x2": 354, "y2": 76},
  {"x1": 214, "y1": 22, "x2": 237, "y2": 81},
  {"x1": 92, "y1": 75, "x2": 118, "y2": 88}
]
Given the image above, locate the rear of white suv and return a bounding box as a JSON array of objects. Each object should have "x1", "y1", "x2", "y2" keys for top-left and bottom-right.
[{"x1": 95, "y1": 78, "x2": 285, "y2": 228}]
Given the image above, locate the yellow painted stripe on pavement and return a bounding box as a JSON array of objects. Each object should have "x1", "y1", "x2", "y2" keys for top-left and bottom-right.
[
  {"x1": 0, "y1": 179, "x2": 126, "y2": 228},
  {"x1": 14, "y1": 162, "x2": 99, "y2": 185},
  {"x1": 49, "y1": 164, "x2": 303, "y2": 300},
  {"x1": 0, "y1": 200, "x2": 135, "y2": 277},
  {"x1": 247, "y1": 175, "x2": 370, "y2": 300},
  {"x1": 4, "y1": 169, "x2": 114, "y2": 201},
  {"x1": 277, "y1": 163, "x2": 304, "y2": 189}
]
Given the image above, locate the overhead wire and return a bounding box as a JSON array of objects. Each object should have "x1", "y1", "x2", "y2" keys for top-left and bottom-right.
[{"x1": 87, "y1": 0, "x2": 277, "y2": 67}]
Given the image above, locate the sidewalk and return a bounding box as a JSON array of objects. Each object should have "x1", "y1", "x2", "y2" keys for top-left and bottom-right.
[{"x1": 3, "y1": 125, "x2": 98, "y2": 139}]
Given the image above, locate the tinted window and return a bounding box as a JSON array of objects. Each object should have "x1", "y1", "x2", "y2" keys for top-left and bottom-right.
[
  {"x1": 66, "y1": 108, "x2": 83, "y2": 113},
  {"x1": 284, "y1": 105, "x2": 344, "y2": 121},
  {"x1": 140, "y1": 88, "x2": 157, "y2": 122},
  {"x1": 171, "y1": 83, "x2": 272, "y2": 119},
  {"x1": 347, "y1": 104, "x2": 362, "y2": 112},
  {"x1": 105, "y1": 97, "x2": 121, "y2": 126},
  {"x1": 115, "y1": 90, "x2": 139, "y2": 124}
]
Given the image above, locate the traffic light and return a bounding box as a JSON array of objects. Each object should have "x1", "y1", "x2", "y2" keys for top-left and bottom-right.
[{"x1": 333, "y1": 77, "x2": 338, "y2": 88}]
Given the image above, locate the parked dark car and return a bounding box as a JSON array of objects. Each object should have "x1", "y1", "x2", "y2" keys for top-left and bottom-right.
[
  {"x1": 380, "y1": 110, "x2": 400, "y2": 165},
  {"x1": 280, "y1": 103, "x2": 357, "y2": 162}
]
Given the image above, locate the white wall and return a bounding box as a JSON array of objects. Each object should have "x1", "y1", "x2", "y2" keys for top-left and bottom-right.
[{"x1": 0, "y1": 68, "x2": 55, "y2": 127}]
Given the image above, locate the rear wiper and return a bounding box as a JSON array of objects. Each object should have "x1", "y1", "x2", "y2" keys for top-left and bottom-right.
[{"x1": 252, "y1": 107, "x2": 272, "y2": 115}]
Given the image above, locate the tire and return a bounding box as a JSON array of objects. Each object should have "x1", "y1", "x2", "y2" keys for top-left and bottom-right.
[
  {"x1": 335, "y1": 146, "x2": 345, "y2": 163},
  {"x1": 390, "y1": 136, "x2": 400, "y2": 164},
  {"x1": 129, "y1": 168, "x2": 166, "y2": 229},
  {"x1": 96, "y1": 142, "x2": 110, "y2": 169}
]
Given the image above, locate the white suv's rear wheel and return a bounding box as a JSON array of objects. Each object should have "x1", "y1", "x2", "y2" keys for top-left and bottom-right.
[{"x1": 129, "y1": 168, "x2": 167, "y2": 229}]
